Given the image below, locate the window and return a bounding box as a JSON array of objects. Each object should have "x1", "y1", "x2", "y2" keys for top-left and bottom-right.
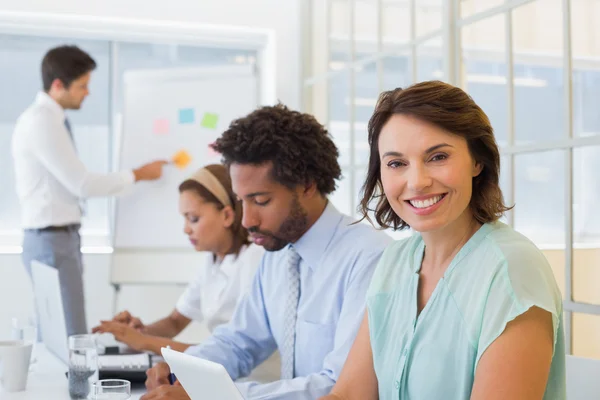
[
  {"x1": 458, "y1": 0, "x2": 600, "y2": 358},
  {"x1": 304, "y1": 0, "x2": 600, "y2": 359},
  {"x1": 0, "y1": 33, "x2": 258, "y2": 248}
]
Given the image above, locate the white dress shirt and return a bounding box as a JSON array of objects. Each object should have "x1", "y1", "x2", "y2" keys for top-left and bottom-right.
[
  {"x1": 11, "y1": 92, "x2": 135, "y2": 229},
  {"x1": 176, "y1": 243, "x2": 264, "y2": 332}
]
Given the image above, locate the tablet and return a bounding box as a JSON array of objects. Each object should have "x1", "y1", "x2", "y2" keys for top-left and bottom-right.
[{"x1": 161, "y1": 347, "x2": 244, "y2": 400}]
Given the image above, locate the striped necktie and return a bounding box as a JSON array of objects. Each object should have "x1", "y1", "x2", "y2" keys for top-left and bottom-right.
[{"x1": 280, "y1": 246, "x2": 301, "y2": 379}]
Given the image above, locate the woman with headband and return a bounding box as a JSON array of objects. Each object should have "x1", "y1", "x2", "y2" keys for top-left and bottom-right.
[{"x1": 93, "y1": 164, "x2": 264, "y2": 355}]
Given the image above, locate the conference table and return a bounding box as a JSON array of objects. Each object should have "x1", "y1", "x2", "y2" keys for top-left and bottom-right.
[{"x1": 2, "y1": 344, "x2": 146, "y2": 399}]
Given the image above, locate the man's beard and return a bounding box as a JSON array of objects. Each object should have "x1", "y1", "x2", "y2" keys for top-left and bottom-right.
[{"x1": 249, "y1": 194, "x2": 308, "y2": 251}]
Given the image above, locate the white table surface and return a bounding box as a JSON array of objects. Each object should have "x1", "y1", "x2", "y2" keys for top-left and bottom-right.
[{"x1": 2, "y1": 344, "x2": 146, "y2": 399}]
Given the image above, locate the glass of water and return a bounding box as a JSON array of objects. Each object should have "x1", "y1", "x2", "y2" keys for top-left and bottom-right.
[
  {"x1": 91, "y1": 379, "x2": 131, "y2": 399},
  {"x1": 11, "y1": 317, "x2": 37, "y2": 343},
  {"x1": 68, "y1": 334, "x2": 99, "y2": 400},
  {"x1": 11, "y1": 317, "x2": 38, "y2": 367}
]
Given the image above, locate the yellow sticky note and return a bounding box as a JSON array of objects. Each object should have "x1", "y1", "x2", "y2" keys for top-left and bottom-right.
[{"x1": 172, "y1": 150, "x2": 192, "y2": 169}]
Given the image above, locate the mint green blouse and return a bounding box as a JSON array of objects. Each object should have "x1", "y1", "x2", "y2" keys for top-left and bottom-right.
[{"x1": 367, "y1": 222, "x2": 565, "y2": 400}]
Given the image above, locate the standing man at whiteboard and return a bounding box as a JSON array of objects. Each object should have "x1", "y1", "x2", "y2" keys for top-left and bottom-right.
[{"x1": 11, "y1": 45, "x2": 166, "y2": 337}]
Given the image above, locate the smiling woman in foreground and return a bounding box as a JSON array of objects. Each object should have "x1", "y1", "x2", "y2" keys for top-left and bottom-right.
[{"x1": 320, "y1": 81, "x2": 565, "y2": 400}]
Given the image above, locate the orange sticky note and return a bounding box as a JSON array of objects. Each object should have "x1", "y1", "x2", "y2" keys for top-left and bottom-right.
[{"x1": 172, "y1": 150, "x2": 192, "y2": 169}]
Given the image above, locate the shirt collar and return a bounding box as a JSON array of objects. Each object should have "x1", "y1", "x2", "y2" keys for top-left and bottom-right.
[
  {"x1": 290, "y1": 201, "x2": 342, "y2": 271},
  {"x1": 35, "y1": 91, "x2": 66, "y2": 121}
]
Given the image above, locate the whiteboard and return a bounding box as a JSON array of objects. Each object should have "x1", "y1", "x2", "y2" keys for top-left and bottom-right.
[{"x1": 114, "y1": 65, "x2": 258, "y2": 249}]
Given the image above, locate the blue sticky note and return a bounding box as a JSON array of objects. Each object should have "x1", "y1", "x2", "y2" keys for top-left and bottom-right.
[{"x1": 178, "y1": 108, "x2": 195, "y2": 124}]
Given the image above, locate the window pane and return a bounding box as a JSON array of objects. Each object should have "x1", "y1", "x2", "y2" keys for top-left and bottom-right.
[
  {"x1": 330, "y1": 0, "x2": 351, "y2": 64},
  {"x1": 353, "y1": 165, "x2": 377, "y2": 229},
  {"x1": 573, "y1": 146, "x2": 600, "y2": 244},
  {"x1": 330, "y1": 0, "x2": 351, "y2": 39},
  {"x1": 461, "y1": 14, "x2": 508, "y2": 146},
  {"x1": 460, "y1": 0, "x2": 505, "y2": 19},
  {"x1": 513, "y1": 0, "x2": 564, "y2": 55},
  {"x1": 330, "y1": 49, "x2": 351, "y2": 70},
  {"x1": 304, "y1": 82, "x2": 329, "y2": 125},
  {"x1": 0, "y1": 35, "x2": 110, "y2": 238},
  {"x1": 354, "y1": 61, "x2": 377, "y2": 165},
  {"x1": 573, "y1": 146, "x2": 600, "y2": 304},
  {"x1": 355, "y1": 61, "x2": 378, "y2": 124},
  {"x1": 573, "y1": 249, "x2": 600, "y2": 304},
  {"x1": 572, "y1": 0, "x2": 600, "y2": 137},
  {"x1": 514, "y1": 150, "x2": 565, "y2": 247},
  {"x1": 330, "y1": 169, "x2": 353, "y2": 216},
  {"x1": 354, "y1": 0, "x2": 378, "y2": 57},
  {"x1": 353, "y1": 165, "x2": 369, "y2": 220},
  {"x1": 354, "y1": 164, "x2": 368, "y2": 199},
  {"x1": 499, "y1": 155, "x2": 510, "y2": 224},
  {"x1": 417, "y1": 37, "x2": 443, "y2": 82},
  {"x1": 573, "y1": 69, "x2": 600, "y2": 138},
  {"x1": 329, "y1": 70, "x2": 351, "y2": 167},
  {"x1": 382, "y1": 1, "x2": 411, "y2": 46},
  {"x1": 572, "y1": 312, "x2": 600, "y2": 359},
  {"x1": 354, "y1": 122, "x2": 371, "y2": 165},
  {"x1": 382, "y1": 53, "x2": 411, "y2": 91},
  {"x1": 416, "y1": 0, "x2": 443, "y2": 38},
  {"x1": 512, "y1": 0, "x2": 565, "y2": 144},
  {"x1": 0, "y1": 35, "x2": 26, "y2": 234}
]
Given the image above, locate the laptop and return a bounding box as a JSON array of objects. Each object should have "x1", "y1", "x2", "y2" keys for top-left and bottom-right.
[
  {"x1": 30, "y1": 260, "x2": 151, "y2": 381},
  {"x1": 30, "y1": 260, "x2": 70, "y2": 364},
  {"x1": 161, "y1": 347, "x2": 244, "y2": 400}
]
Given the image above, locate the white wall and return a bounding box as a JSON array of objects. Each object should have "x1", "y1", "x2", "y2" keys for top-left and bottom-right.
[
  {"x1": 0, "y1": 0, "x2": 302, "y2": 108},
  {"x1": 0, "y1": 0, "x2": 300, "y2": 340}
]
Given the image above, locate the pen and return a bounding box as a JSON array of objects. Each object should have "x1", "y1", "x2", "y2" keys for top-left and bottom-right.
[{"x1": 164, "y1": 346, "x2": 176, "y2": 384}]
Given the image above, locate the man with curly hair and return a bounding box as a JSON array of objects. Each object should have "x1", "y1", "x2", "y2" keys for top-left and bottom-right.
[{"x1": 143, "y1": 104, "x2": 391, "y2": 400}]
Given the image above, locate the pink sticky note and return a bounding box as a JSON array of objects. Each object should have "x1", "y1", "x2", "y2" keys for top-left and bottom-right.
[{"x1": 153, "y1": 119, "x2": 169, "y2": 135}]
